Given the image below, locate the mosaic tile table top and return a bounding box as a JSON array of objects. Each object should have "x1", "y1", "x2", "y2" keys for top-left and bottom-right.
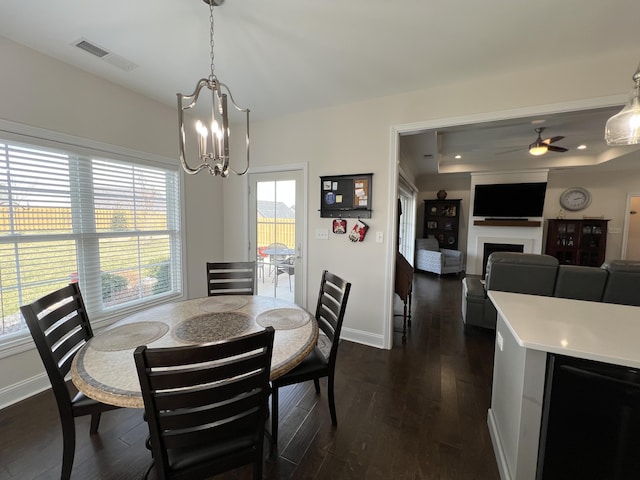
[{"x1": 71, "y1": 295, "x2": 317, "y2": 408}]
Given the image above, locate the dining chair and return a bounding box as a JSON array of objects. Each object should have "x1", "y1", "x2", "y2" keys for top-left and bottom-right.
[
  {"x1": 270, "y1": 270, "x2": 351, "y2": 455},
  {"x1": 134, "y1": 327, "x2": 275, "y2": 480},
  {"x1": 206, "y1": 261, "x2": 256, "y2": 296},
  {"x1": 274, "y1": 256, "x2": 294, "y2": 291},
  {"x1": 20, "y1": 283, "x2": 121, "y2": 480}
]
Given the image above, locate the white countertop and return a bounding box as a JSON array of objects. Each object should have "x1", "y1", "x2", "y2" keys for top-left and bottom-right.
[{"x1": 488, "y1": 291, "x2": 640, "y2": 369}]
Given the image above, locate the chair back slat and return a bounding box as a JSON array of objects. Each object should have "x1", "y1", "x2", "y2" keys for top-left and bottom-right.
[
  {"x1": 206, "y1": 261, "x2": 256, "y2": 296},
  {"x1": 315, "y1": 271, "x2": 351, "y2": 360},
  {"x1": 148, "y1": 351, "x2": 269, "y2": 395},
  {"x1": 158, "y1": 386, "x2": 267, "y2": 432},
  {"x1": 21, "y1": 283, "x2": 92, "y2": 391},
  {"x1": 134, "y1": 327, "x2": 275, "y2": 479}
]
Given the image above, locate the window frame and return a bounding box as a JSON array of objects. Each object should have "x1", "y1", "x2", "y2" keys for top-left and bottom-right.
[{"x1": 0, "y1": 119, "x2": 186, "y2": 359}]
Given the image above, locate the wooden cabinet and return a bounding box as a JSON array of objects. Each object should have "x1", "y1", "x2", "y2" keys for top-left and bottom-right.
[
  {"x1": 545, "y1": 219, "x2": 609, "y2": 266},
  {"x1": 424, "y1": 199, "x2": 461, "y2": 249}
]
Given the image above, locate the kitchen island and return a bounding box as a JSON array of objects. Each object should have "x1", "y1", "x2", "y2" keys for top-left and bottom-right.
[{"x1": 486, "y1": 290, "x2": 640, "y2": 480}]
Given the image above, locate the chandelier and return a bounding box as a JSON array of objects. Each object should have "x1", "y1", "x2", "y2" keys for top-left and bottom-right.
[
  {"x1": 177, "y1": 0, "x2": 250, "y2": 177},
  {"x1": 605, "y1": 63, "x2": 640, "y2": 146}
]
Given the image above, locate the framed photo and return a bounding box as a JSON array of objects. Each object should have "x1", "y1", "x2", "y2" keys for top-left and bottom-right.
[{"x1": 427, "y1": 221, "x2": 438, "y2": 229}]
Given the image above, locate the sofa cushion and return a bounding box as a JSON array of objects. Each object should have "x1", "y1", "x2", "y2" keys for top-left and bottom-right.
[
  {"x1": 601, "y1": 260, "x2": 640, "y2": 306},
  {"x1": 485, "y1": 252, "x2": 559, "y2": 296},
  {"x1": 554, "y1": 265, "x2": 607, "y2": 301}
]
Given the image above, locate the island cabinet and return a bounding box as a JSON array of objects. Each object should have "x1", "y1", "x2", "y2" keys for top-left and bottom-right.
[
  {"x1": 423, "y1": 199, "x2": 461, "y2": 249},
  {"x1": 545, "y1": 219, "x2": 609, "y2": 266},
  {"x1": 487, "y1": 291, "x2": 640, "y2": 480}
]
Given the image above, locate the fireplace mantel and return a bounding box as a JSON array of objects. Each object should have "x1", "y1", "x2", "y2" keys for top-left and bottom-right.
[{"x1": 474, "y1": 220, "x2": 541, "y2": 227}]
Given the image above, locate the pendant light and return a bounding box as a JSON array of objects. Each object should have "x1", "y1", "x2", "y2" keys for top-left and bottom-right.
[
  {"x1": 177, "y1": 0, "x2": 250, "y2": 177},
  {"x1": 605, "y1": 63, "x2": 640, "y2": 146}
]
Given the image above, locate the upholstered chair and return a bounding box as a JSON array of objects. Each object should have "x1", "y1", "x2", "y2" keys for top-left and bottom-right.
[{"x1": 415, "y1": 237, "x2": 464, "y2": 275}]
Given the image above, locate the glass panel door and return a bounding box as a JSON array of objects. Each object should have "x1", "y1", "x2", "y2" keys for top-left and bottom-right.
[{"x1": 249, "y1": 170, "x2": 304, "y2": 304}]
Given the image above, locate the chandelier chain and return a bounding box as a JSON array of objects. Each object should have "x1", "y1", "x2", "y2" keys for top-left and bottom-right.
[{"x1": 209, "y1": 1, "x2": 215, "y2": 80}]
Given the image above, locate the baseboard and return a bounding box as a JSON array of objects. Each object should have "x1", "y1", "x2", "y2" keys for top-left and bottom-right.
[
  {"x1": 341, "y1": 326, "x2": 385, "y2": 349},
  {"x1": 487, "y1": 408, "x2": 510, "y2": 480},
  {"x1": 0, "y1": 373, "x2": 50, "y2": 410}
]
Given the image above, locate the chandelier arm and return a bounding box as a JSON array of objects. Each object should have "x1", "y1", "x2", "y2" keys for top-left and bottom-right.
[
  {"x1": 177, "y1": 81, "x2": 215, "y2": 175},
  {"x1": 218, "y1": 82, "x2": 251, "y2": 114},
  {"x1": 226, "y1": 110, "x2": 250, "y2": 176}
]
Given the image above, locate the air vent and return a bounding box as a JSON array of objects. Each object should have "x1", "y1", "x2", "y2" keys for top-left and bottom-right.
[
  {"x1": 71, "y1": 38, "x2": 138, "y2": 72},
  {"x1": 74, "y1": 39, "x2": 109, "y2": 58}
]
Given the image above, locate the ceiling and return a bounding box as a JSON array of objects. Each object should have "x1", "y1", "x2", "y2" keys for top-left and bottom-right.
[
  {"x1": 1, "y1": 0, "x2": 639, "y2": 174},
  {"x1": 400, "y1": 106, "x2": 640, "y2": 177}
]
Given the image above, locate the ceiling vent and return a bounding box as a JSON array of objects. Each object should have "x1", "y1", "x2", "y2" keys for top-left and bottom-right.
[{"x1": 72, "y1": 38, "x2": 138, "y2": 72}]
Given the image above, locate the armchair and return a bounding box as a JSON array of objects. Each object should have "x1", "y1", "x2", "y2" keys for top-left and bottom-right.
[{"x1": 415, "y1": 237, "x2": 464, "y2": 275}]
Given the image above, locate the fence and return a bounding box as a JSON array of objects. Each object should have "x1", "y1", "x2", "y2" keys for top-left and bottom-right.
[
  {"x1": 0, "y1": 206, "x2": 168, "y2": 233},
  {"x1": 256, "y1": 218, "x2": 295, "y2": 249}
]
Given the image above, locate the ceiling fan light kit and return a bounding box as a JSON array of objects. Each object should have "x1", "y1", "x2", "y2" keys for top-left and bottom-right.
[
  {"x1": 528, "y1": 127, "x2": 567, "y2": 156},
  {"x1": 605, "y1": 63, "x2": 640, "y2": 146},
  {"x1": 177, "y1": 0, "x2": 250, "y2": 178}
]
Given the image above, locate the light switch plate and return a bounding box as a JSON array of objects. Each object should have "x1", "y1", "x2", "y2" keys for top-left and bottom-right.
[
  {"x1": 315, "y1": 228, "x2": 329, "y2": 240},
  {"x1": 376, "y1": 231, "x2": 383, "y2": 243}
]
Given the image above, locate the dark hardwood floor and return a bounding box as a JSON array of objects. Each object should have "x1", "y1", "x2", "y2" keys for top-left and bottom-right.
[{"x1": 0, "y1": 272, "x2": 500, "y2": 479}]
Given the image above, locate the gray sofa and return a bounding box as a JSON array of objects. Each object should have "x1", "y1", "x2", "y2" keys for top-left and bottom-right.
[{"x1": 462, "y1": 253, "x2": 640, "y2": 330}]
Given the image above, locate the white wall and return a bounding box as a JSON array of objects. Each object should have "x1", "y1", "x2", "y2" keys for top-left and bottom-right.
[{"x1": 1, "y1": 34, "x2": 640, "y2": 405}]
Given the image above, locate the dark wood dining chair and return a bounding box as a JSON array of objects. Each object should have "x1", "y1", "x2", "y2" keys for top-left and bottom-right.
[
  {"x1": 20, "y1": 283, "x2": 121, "y2": 480},
  {"x1": 134, "y1": 327, "x2": 275, "y2": 480},
  {"x1": 206, "y1": 261, "x2": 256, "y2": 296},
  {"x1": 270, "y1": 270, "x2": 351, "y2": 455}
]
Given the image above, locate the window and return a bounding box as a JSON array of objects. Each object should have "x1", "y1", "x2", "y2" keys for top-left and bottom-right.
[
  {"x1": 398, "y1": 175, "x2": 417, "y2": 264},
  {"x1": 0, "y1": 137, "x2": 182, "y2": 339}
]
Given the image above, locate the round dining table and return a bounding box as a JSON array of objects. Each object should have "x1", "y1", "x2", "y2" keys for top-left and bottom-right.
[{"x1": 71, "y1": 295, "x2": 318, "y2": 408}]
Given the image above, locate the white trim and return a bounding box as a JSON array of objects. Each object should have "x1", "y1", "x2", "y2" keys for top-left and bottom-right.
[
  {"x1": 488, "y1": 409, "x2": 513, "y2": 480},
  {"x1": 393, "y1": 95, "x2": 627, "y2": 135},
  {"x1": 398, "y1": 166, "x2": 418, "y2": 193},
  {"x1": 383, "y1": 126, "x2": 402, "y2": 349},
  {"x1": 621, "y1": 192, "x2": 640, "y2": 260},
  {"x1": 341, "y1": 326, "x2": 385, "y2": 349},
  {"x1": 0, "y1": 372, "x2": 50, "y2": 411}
]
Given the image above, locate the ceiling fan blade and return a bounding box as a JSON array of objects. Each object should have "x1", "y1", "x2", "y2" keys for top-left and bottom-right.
[
  {"x1": 543, "y1": 136, "x2": 565, "y2": 144},
  {"x1": 495, "y1": 147, "x2": 525, "y2": 155},
  {"x1": 547, "y1": 145, "x2": 568, "y2": 152}
]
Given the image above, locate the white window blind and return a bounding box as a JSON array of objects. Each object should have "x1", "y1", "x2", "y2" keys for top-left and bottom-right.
[{"x1": 0, "y1": 139, "x2": 182, "y2": 338}]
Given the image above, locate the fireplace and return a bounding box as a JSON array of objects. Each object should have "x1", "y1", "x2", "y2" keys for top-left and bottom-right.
[{"x1": 482, "y1": 242, "x2": 524, "y2": 277}]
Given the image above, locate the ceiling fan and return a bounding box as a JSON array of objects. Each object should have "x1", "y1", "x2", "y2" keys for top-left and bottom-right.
[{"x1": 528, "y1": 127, "x2": 568, "y2": 156}]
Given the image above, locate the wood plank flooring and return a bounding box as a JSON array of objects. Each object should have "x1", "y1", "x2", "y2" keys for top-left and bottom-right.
[{"x1": 0, "y1": 272, "x2": 500, "y2": 479}]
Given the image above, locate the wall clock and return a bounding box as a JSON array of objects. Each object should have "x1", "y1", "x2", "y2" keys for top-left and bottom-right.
[{"x1": 559, "y1": 187, "x2": 592, "y2": 211}]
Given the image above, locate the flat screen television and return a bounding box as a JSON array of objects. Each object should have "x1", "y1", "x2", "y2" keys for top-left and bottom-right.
[{"x1": 473, "y1": 182, "x2": 547, "y2": 218}]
